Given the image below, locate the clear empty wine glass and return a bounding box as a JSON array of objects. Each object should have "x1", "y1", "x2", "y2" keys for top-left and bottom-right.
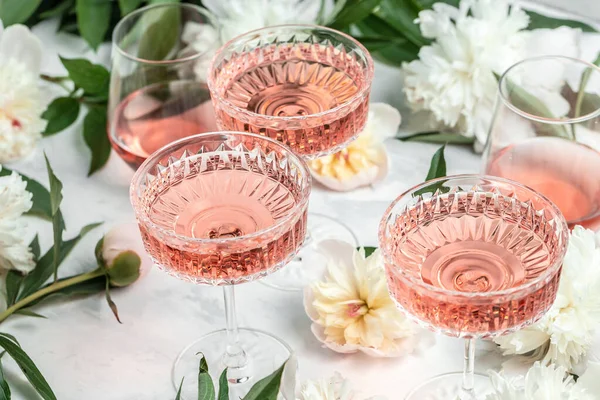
[
  {"x1": 483, "y1": 55, "x2": 600, "y2": 230},
  {"x1": 207, "y1": 24, "x2": 373, "y2": 290},
  {"x1": 379, "y1": 175, "x2": 569, "y2": 399},
  {"x1": 109, "y1": 3, "x2": 220, "y2": 169},
  {"x1": 130, "y1": 131, "x2": 311, "y2": 399}
]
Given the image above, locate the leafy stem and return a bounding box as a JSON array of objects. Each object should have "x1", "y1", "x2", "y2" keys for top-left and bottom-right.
[
  {"x1": 0, "y1": 268, "x2": 105, "y2": 324},
  {"x1": 40, "y1": 74, "x2": 71, "y2": 93}
]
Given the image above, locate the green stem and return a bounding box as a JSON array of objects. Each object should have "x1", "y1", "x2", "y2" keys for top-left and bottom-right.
[
  {"x1": 40, "y1": 74, "x2": 72, "y2": 93},
  {"x1": 0, "y1": 268, "x2": 105, "y2": 324}
]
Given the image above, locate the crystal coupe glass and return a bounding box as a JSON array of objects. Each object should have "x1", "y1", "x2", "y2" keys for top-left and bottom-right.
[
  {"x1": 379, "y1": 175, "x2": 569, "y2": 399},
  {"x1": 208, "y1": 24, "x2": 373, "y2": 290},
  {"x1": 130, "y1": 132, "x2": 311, "y2": 398}
]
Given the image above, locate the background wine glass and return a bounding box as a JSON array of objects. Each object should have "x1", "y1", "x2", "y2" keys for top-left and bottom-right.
[
  {"x1": 379, "y1": 175, "x2": 569, "y2": 399},
  {"x1": 207, "y1": 24, "x2": 374, "y2": 290},
  {"x1": 483, "y1": 55, "x2": 600, "y2": 230},
  {"x1": 109, "y1": 3, "x2": 220, "y2": 170},
  {"x1": 130, "y1": 132, "x2": 311, "y2": 399}
]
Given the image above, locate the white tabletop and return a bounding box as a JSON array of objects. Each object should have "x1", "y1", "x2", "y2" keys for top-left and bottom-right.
[{"x1": 3, "y1": 15, "x2": 595, "y2": 400}]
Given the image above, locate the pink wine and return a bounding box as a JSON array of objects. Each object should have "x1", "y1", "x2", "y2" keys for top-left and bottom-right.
[
  {"x1": 486, "y1": 137, "x2": 600, "y2": 230},
  {"x1": 385, "y1": 194, "x2": 561, "y2": 338},
  {"x1": 109, "y1": 81, "x2": 218, "y2": 169},
  {"x1": 139, "y1": 168, "x2": 307, "y2": 283},
  {"x1": 212, "y1": 44, "x2": 370, "y2": 158}
]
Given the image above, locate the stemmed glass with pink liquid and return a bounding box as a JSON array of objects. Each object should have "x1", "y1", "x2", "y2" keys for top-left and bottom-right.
[
  {"x1": 130, "y1": 132, "x2": 311, "y2": 399},
  {"x1": 208, "y1": 24, "x2": 374, "y2": 290},
  {"x1": 379, "y1": 175, "x2": 569, "y2": 399}
]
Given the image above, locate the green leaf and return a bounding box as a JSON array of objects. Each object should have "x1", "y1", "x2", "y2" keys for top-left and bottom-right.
[
  {"x1": 5, "y1": 270, "x2": 24, "y2": 307},
  {"x1": 327, "y1": 0, "x2": 382, "y2": 29},
  {"x1": 104, "y1": 278, "x2": 122, "y2": 323},
  {"x1": 0, "y1": 333, "x2": 56, "y2": 400},
  {"x1": 76, "y1": 0, "x2": 111, "y2": 50},
  {"x1": 0, "y1": 357, "x2": 11, "y2": 400},
  {"x1": 137, "y1": 5, "x2": 181, "y2": 61},
  {"x1": 374, "y1": 0, "x2": 428, "y2": 48},
  {"x1": 526, "y1": 11, "x2": 597, "y2": 33},
  {"x1": 399, "y1": 132, "x2": 475, "y2": 145},
  {"x1": 13, "y1": 309, "x2": 46, "y2": 319},
  {"x1": 575, "y1": 53, "x2": 600, "y2": 118},
  {"x1": 39, "y1": 0, "x2": 74, "y2": 19},
  {"x1": 504, "y1": 79, "x2": 571, "y2": 139},
  {"x1": 242, "y1": 361, "x2": 286, "y2": 400},
  {"x1": 83, "y1": 106, "x2": 111, "y2": 176},
  {"x1": 0, "y1": 167, "x2": 53, "y2": 220},
  {"x1": 355, "y1": 15, "x2": 420, "y2": 64},
  {"x1": 41, "y1": 97, "x2": 80, "y2": 136},
  {"x1": 354, "y1": 36, "x2": 408, "y2": 52},
  {"x1": 30, "y1": 235, "x2": 41, "y2": 261},
  {"x1": 107, "y1": 251, "x2": 141, "y2": 287},
  {"x1": 60, "y1": 57, "x2": 110, "y2": 96},
  {"x1": 17, "y1": 223, "x2": 102, "y2": 301},
  {"x1": 175, "y1": 378, "x2": 184, "y2": 400},
  {"x1": 361, "y1": 247, "x2": 377, "y2": 257},
  {"x1": 118, "y1": 0, "x2": 142, "y2": 15},
  {"x1": 0, "y1": 0, "x2": 42, "y2": 25},
  {"x1": 217, "y1": 369, "x2": 228, "y2": 400},
  {"x1": 413, "y1": 145, "x2": 447, "y2": 197},
  {"x1": 424, "y1": 145, "x2": 446, "y2": 181},
  {"x1": 198, "y1": 355, "x2": 215, "y2": 400},
  {"x1": 44, "y1": 155, "x2": 65, "y2": 283}
]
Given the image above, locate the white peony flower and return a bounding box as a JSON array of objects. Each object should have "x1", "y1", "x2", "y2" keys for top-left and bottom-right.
[
  {"x1": 0, "y1": 166, "x2": 34, "y2": 273},
  {"x1": 486, "y1": 362, "x2": 599, "y2": 400},
  {"x1": 304, "y1": 240, "x2": 430, "y2": 357},
  {"x1": 203, "y1": 0, "x2": 329, "y2": 43},
  {"x1": 297, "y1": 372, "x2": 385, "y2": 400},
  {"x1": 0, "y1": 20, "x2": 45, "y2": 162},
  {"x1": 308, "y1": 103, "x2": 400, "y2": 192},
  {"x1": 402, "y1": 0, "x2": 529, "y2": 148},
  {"x1": 495, "y1": 226, "x2": 600, "y2": 372}
]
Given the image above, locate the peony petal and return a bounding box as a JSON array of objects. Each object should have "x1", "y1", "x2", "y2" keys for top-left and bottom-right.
[
  {"x1": 577, "y1": 361, "x2": 600, "y2": 395},
  {"x1": 280, "y1": 352, "x2": 297, "y2": 400},
  {"x1": 366, "y1": 103, "x2": 402, "y2": 142},
  {"x1": 0, "y1": 25, "x2": 42, "y2": 75}
]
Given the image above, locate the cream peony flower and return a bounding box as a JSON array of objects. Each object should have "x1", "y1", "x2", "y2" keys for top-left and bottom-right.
[
  {"x1": 0, "y1": 21, "x2": 45, "y2": 162},
  {"x1": 486, "y1": 362, "x2": 599, "y2": 400},
  {"x1": 403, "y1": 0, "x2": 529, "y2": 148},
  {"x1": 0, "y1": 166, "x2": 34, "y2": 273},
  {"x1": 495, "y1": 226, "x2": 600, "y2": 372},
  {"x1": 308, "y1": 103, "x2": 400, "y2": 192},
  {"x1": 203, "y1": 0, "x2": 329, "y2": 43},
  {"x1": 304, "y1": 240, "x2": 428, "y2": 357},
  {"x1": 297, "y1": 372, "x2": 385, "y2": 400}
]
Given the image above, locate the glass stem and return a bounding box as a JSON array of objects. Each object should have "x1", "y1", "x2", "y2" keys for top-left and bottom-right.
[
  {"x1": 460, "y1": 338, "x2": 476, "y2": 399},
  {"x1": 222, "y1": 286, "x2": 247, "y2": 369}
]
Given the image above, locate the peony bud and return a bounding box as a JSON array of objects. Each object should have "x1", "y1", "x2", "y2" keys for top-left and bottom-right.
[{"x1": 100, "y1": 223, "x2": 152, "y2": 286}]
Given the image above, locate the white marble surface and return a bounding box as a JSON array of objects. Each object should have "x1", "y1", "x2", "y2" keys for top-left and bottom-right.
[{"x1": 1, "y1": 12, "x2": 597, "y2": 400}]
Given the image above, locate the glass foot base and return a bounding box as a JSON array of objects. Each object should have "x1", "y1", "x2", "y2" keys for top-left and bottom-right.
[
  {"x1": 261, "y1": 212, "x2": 358, "y2": 291},
  {"x1": 172, "y1": 328, "x2": 292, "y2": 400},
  {"x1": 405, "y1": 372, "x2": 493, "y2": 400}
]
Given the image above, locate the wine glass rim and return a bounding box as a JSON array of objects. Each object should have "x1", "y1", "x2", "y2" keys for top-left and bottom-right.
[
  {"x1": 498, "y1": 55, "x2": 600, "y2": 124},
  {"x1": 207, "y1": 23, "x2": 374, "y2": 122},
  {"x1": 378, "y1": 174, "x2": 570, "y2": 299},
  {"x1": 130, "y1": 131, "x2": 312, "y2": 246},
  {"x1": 112, "y1": 3, "x2": 221, "y2": 65}
]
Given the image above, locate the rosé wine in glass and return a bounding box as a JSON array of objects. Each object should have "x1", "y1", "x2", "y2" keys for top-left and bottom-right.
[
  {"x1": 379, "y1": 175, "x2": 569, "y2": 400},
  {"x1": 130, "y1": 131, "x2": 311, "y2": 398},
  {"x1": 207, "y1": 25, "x2": 373, "y2": 291},
  {"x1": 482, "y1": 55, "x2": 600, "y2": 231},
  {"x1": 486, "y1": 137, "x2": 600, "y2": 230},
  {"x1": 110, "y1": 82, "x2": 217, "y2": 169}
]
